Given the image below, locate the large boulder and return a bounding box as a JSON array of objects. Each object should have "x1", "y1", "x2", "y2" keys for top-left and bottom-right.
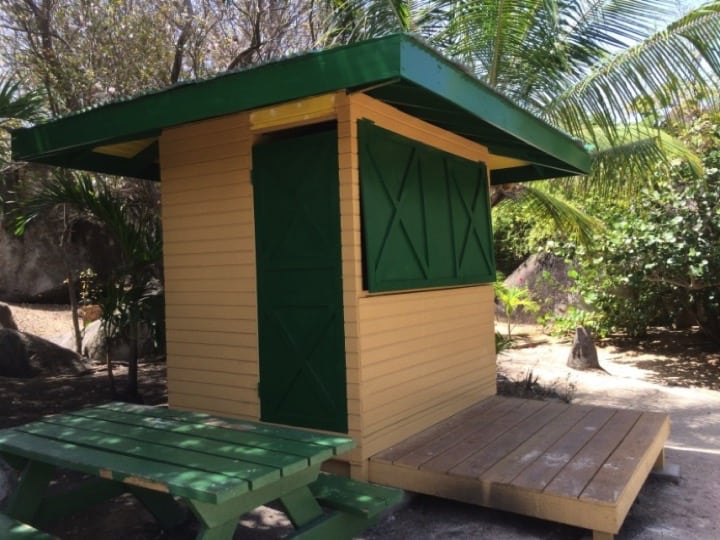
[
  {"x1": 58, "y1": 320, "x2": 154, "y2": 364},
  {"x1": 0, "y1": 302, "x2": 17, "y2": 330},
  {"x1": 0, "y1": 328, "x2": 90, "y2": 378},
  {"x1": 0, "y1": 216, "x2": 119, "y2": 303},
  {"x1": 500, "y1": 252, "x2": 586, "y2": 324}
]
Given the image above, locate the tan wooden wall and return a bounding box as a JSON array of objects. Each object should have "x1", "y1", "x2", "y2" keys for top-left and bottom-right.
[
  {"x1": 158, "y1": 92, "x2": 497, "y2": 479},
  {"x1": 159, "y1": 113, "x2": 260, "y2": 419},
  {"x1": 338, "y1": 93, "x2": 498, "y2": 479}
]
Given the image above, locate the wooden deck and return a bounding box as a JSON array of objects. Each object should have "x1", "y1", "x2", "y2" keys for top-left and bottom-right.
[{"x1": 368, "y1": 396, "x2": 669, "y2": 540}]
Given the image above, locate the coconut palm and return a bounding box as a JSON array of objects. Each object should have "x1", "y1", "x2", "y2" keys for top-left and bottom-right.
[{"x1": 317, "y1": 1, "x2": 720, "y2": 239}]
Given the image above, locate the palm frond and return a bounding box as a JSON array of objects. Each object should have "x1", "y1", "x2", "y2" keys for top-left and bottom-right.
[
  {"x1": 0, "y1": 78, "x2": 44, "y2": 126},
  {"x1": 564, "y1": 123, "x2": 704, "y2": 196},
  {"x1": 506, "y1": 183, "x2": 604, "y2": 245},
  {"x1": 14, "y1": 172, "x2": 161, "y2": 268},
  {"x1": 546, "y1": 3, "x2": 720, "y2": 142},
  {"x1": 316, "y1": 0, "x2": 441, "y2": 44}
]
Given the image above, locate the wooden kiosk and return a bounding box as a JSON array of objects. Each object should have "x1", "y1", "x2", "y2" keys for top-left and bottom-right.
[{"x1": 13, "y1": 35, "x2": 668, "y2": 539}]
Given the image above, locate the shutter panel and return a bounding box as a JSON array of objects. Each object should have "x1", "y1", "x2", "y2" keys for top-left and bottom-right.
[{"x1": 359, "y1": 120, "x2": 494, "y2": 292}]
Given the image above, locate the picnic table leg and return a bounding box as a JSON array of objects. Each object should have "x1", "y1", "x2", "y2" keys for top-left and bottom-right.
[
  {"x1": 278, "y1": 486, "x2": 324, "y2": 527},
  {"x1": 194, "y1": 519, "x2": 238, "y2": 540},
  {"x1": 127, "y1": 485, "x2": 187, "y2": 529},
  {"x1": 5, "y1": 461, "x2": 55, "y2": 523}
]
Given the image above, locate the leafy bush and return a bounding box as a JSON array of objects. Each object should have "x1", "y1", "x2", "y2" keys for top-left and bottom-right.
[{"x1": 546, "y1": 112, "x2": 720, "y2": 343}]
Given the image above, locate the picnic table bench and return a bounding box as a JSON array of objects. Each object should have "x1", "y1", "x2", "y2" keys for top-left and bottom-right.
[
  {"x1": 0, "y1": 403, "x2": 402, "y2": 539},
  {"x1": 0, "y1": 513, "x2": 57, "y2": 539}
]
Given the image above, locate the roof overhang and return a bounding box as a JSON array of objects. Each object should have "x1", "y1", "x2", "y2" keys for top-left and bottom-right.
[{"x1": 11, "y1": 34, "x2": 591, "y2": 183}]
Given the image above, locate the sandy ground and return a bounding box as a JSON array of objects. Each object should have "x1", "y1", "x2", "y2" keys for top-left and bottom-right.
[
  {"x1": 2, "y1": 308, "x2": 720, "y2": 539},
  {"x1": 5, "y1": 302, "x2": 75, "y2": 342}
]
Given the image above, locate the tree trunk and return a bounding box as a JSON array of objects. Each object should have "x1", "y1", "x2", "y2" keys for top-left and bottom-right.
[
  {"x1": 125, "y1": 322, "x2": 141, "y2": 402},
  {"x1": 567, "y1": 326, "x2": 602, "y2": 370},
  {"x1": 66, "y1": 270, "x2": 82, "y2": 354},
  {"x1": 106, "y1": 348, "x2": 117, "y2": 399}
]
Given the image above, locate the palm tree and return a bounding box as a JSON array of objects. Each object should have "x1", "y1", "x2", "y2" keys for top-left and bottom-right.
[
  {"x1": 317, "y1": 1, "x2": 720, "y2": 239},
  {"x1": 0, "y1": 75, "x2": 44, "y2": 212},
  {"x1": 14, "y1": 173, "x2": 163, "y2": 400},
  {"x1": 0, "y1": 76, "x2": 43, "y2": 128}
]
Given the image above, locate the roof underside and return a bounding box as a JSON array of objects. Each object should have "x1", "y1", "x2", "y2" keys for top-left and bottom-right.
[{"x1": 11, "y1": 34, "x2": 591, "y2": 184}]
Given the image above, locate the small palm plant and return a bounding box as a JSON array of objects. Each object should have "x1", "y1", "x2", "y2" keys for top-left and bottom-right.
[
  {"x1": 494, "y1": 277, "x2": 540, "y2": 340},
  {"x1": 13, "y1": 172, "x2": 162, "y2": 400}
]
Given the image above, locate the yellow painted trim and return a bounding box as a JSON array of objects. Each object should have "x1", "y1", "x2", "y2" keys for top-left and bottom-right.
[
  {"x1": 250, "y1": 93, "x2": 336, "y2": 131},
  {"x1": 488, "y1": 153, "x2": 530, "y2": 170},
  {"x1": 94, "y1": 137, "x2": 157, "y2": 158}
]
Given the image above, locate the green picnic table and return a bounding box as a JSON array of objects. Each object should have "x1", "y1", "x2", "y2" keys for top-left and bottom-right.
[{"x1": 0, "y1": 403, "x2": 400, "y2": 539}]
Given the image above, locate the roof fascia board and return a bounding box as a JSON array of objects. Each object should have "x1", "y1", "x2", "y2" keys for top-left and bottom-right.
[
  {"x1": 12, "y1": 36, "x2": 405, "y2": 163},
  {"x1": 397, "y1": 38, "x2": 592, "y2": 175}
]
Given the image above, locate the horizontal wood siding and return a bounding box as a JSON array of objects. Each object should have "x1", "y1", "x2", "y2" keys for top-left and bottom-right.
[
  {"x1": 160, "y1": 113, "x2": 259, "y2": 419},
  {"x1": 359, "y1": 286, "x2": 496, "y2": 457},
  {"x1": 341, "y1": 93, "x2": 498, "y2": 476}
]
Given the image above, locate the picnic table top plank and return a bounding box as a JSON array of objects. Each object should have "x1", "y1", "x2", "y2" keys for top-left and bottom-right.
[
  {"x1": 97, "y1": 403, "x2": 354, "y2": 453},
  {"x1": 71, "y1": 408, "x2": 338, "y2": 464},
  {"x1": 0, "y1": 431, "x2": 247, "y2": 504},
  {"x1": 19, "y1": 421, "x2": 280, "y2": 490},
  {"x1": 47, "y1": 412, "x2": 308, "y2": 476}
]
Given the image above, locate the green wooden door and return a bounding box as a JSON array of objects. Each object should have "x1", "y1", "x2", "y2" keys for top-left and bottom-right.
[{"x1": 253, "y1": 128, "x2": 347, "y2": 433}]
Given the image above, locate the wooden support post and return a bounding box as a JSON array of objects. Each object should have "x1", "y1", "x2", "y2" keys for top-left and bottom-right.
[
  {"x1": 593, "y1": 531, "x2": 614, "y2": 540},
  {"x1": 653, "y1": 448, "x2": 665, "y2": 471}
]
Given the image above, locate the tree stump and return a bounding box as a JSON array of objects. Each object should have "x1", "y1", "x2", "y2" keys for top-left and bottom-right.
[{"x1": 567, "y1": 326, "x2": 601, "y2": 370}]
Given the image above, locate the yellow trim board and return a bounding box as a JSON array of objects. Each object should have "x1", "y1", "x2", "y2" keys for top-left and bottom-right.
[
  {"x1": 94, "y1": 137, "x2": 157, "y2": 158},
  {"x1": 250, "y1": 94, "x2": 336, "y2": 131}
]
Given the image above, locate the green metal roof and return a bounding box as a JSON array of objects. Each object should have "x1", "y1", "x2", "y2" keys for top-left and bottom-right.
[{"x1": 11, "y1": 34, "x2": 591, "y2": 183}]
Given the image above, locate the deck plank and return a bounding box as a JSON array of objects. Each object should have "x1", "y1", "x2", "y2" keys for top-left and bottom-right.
[
  {"x1": 368, "y1": 397, "x2": 670, "y2": 538},
  {"x1": 480, "y1": 404, "x2": 594, "y2": 485},
  {"x1": 446, "y1": 401, "x2": 570, "y2": 478},
  {"x1": 391, "y1": 398, "x2": 535, "y2": 469},
  {"x1": 580, "y1": 412, "x2": 670, "y2": 504},
  {"x1": 415, "y1": 399, "x2": 547, "y2": 473},
  {"x1": 511, "y1": 406, "x2": 616, "y2": 492},
  {"x1": 543, "y1": 409, "x2": 642, "y2": 498},
  {"x1": 371, "y1": 396, "x2": 504, "y2": 463}
]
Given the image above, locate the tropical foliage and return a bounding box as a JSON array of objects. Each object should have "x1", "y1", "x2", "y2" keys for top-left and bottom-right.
[
  {"x1": 13, "y1": 173, "x2": 163, "y2": 398},
  {"x1": 322, "y1": 0, "x2": 720, "y2": 239},
  {"x1": 533, "y1": 111, "x2": 720, "y2": 343}
]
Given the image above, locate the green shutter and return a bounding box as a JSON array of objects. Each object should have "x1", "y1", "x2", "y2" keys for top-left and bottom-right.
[{"x1": 359, "y1": 120, "x2": 495, "y2": 292}]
